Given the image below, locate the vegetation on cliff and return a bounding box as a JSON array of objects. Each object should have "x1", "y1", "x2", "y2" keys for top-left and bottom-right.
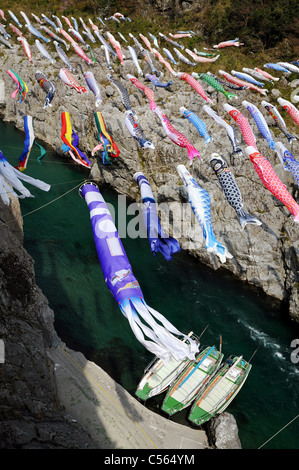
[{"x1": 2, "y1": 0, "x2": 298, "y2": 54}]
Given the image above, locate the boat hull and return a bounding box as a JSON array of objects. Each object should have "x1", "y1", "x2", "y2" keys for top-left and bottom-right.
[
  {"x1": 188, "y1": 356, "x2": 252, "y2": 426},
  {"x1": 135, "y1": 356, "x2": 190, "y2": 401},
  {"x1": 135, "y1": 332, "x2": 198, "y2": 401},
  {"x1": 161, "y1": 346, "x2": 224, "y2": 416}
]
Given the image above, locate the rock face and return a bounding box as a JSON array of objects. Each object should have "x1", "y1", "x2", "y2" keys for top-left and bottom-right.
[
  {"x1": 207, "y1": 412, "x2": 242, "y2": 449},
  {"x1": 0, "y1": 197, "x2": 96, "y2": 448},
  {"x1": 0, "y1": 27, "x2": 298, "y2": 326}
]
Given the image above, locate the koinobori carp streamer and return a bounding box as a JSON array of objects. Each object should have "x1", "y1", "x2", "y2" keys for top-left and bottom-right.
[
  {"x1": 154, "y1": 106, "x2": 200, "y2": 163},
  {"x1": 224, "y1": 103, "x2": 257, "y2": 149},
  {"x1": 0, "y1": 149, "x2": 50, "y2": 206},
  {"x1": 245, "y1": 146, "x2": 299, "y2": 222},
  {"x1": 242, "y1": 100, "x2": 276, "y2": 149},
  {"x1": 134, "y1": 171, "x2": 181, "y2": 261},
  {"x1": 177, "y1": 164, "x2": 233, "y2": 263},
  {"x1": 180, "y1": 107, "x2": 212, "y2": 144},
  {"x1": 79, "y1": 181, "x2": 199, "y2": 362},
  {"x1": 209, "y1": 153, "x2": 262, "y2": 229}
]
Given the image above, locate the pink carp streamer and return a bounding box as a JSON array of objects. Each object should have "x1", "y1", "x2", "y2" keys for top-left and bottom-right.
[
  {"x1": 57, "y1": 28, "x2": 76, "y2": 45},
  {"x1": 213, "y1": 39, "x2": 244, "y2": 48},
  {"x1": 17, "y1": 36, "x2": 33, "y2": 64},
  {"x1": 107, "y1": 32, "x2": 125, "y2": 63},
  {"x1": 9, "y1": 23, "x2": 23, "y2": 37},
  {"x1": 113, "y1": 12, "x2": 125, "y2": 18},
  {"x1": 169, "y1": 32, "x2": 192, "y2": 38},
  {"x1": 152, "y1": 48, "x2": 177, "y2": 76},
  {"x1": 139, "y1": 33, "x2": 152, "y2": 52},
  {"x1": 126, "y1": 73, "x2": 200, "y2": 164},
  {"x1": 177, "y1": 72, "x2": 214, "y2": 104},
  {"x1": 278, "y1": 98, "x2": 299, "y2": 125},
  {"x1": 57, "y1": 28, "x2": 92, "y2": 64},
  {"x1": 126, "y1": 74, "x2": 157, "y2": 111},
  {"x1": 219, "y1": 70, "x2": 268, "y2": 96},
  {"x1": 62, "y1": 15, "x2": 72, "y2": 28},
  {"x1": 245, "y1": 146, "x2": 299, "y2": 222},
  {"x1": 71, "y1": 41, "x2": 92, "y2": 64},
  {"x1": 185, "y1": 49, "x2": 220, "y2": 63},
  {"x1": 153, "y1": 106, "x2": 200, "y2": 163},
  {"x1": 255, "y1": 67, "x2": 279, "y2": 82},
  {"x1": 59, "y1": 68, "x2": 87, "y2": 94},
  {"x1": 224, "y1": 104, "x2": 257, "y2": 149}
]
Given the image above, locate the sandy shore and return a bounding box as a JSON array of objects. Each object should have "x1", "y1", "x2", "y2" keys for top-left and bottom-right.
[{"x1": 47, "y1": 340, "x2": 210, "y2": 450}]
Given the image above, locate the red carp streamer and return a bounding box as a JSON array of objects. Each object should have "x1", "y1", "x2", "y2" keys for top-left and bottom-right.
[{"x1": 245, "y1": 146, "x2": 299, "y2": 222}]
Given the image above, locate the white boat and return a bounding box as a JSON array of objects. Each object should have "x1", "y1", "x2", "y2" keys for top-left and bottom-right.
[
  {"x1": 161, "y1": 345, "x2": 224, "y2": 416},
  {"x1": 188, "y1": 355, "x2": 252, "y2": 426},
  {"x1": 135, "y1": 332, "x2": 199, "y2": 401}
]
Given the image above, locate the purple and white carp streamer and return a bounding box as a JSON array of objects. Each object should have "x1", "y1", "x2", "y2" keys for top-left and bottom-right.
[
  {"x1": 134, "y1": 171, "x2": 181, "y2": 261},
  {"x1": 79, "y1": 182, "x2": 199, "y2": 362}
]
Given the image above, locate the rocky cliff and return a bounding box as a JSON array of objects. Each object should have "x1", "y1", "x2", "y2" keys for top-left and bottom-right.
[
  {"x1": 0, "y1": 195, "x2": 97, "y2": 448},
  {"x1": 0, "y1": 33, "x2": 297, "y2": 322}
]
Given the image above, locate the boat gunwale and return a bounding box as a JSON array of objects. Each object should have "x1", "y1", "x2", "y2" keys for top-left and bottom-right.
[
  {"x1": 135, "y1": 332, "x2": 200, "y2": 400},
  {"x1": 161, "y1": 345, "x2": 224, "y2": 415},
  {"x1": 188, "y1": 356, "x2": 252, "y2": 426}
]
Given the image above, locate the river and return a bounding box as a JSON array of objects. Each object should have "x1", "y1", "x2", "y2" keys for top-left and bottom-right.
[{"x1": 1, "y1": 119, "x2": 298, "y2": 449}]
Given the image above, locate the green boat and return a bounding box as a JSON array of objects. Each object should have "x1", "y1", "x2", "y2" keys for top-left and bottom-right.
[
  {"x1": 161, "y1": 345, "x2": 224, "y2": 416},
  {"x1": 188, "y1": 355, "x2": 252, "y2": 426},
  {"x1": 135, "y1": 332, "x2": 198, "y2": 401}
]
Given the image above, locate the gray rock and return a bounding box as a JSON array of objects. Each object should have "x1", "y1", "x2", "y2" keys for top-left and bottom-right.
[
  {"x1": 271, "y1": 88, "x2": 281, "y2": 98},
  {"x1": 207, "y1": 412, "x2": 242, "y2": 449},
  {"x1": 0, "y1": 197, "x2": 97, "y2": 449}
]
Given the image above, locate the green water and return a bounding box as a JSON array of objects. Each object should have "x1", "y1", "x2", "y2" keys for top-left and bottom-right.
[{"x1": 1, "y1": 120, "x2": 298, "y2": 449}]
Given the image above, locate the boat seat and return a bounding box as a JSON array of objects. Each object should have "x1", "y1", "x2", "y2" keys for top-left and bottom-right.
[
  {"x1": 227, "y1": 368, "x2": 241, "y2": 381},
  {"x1": 149, "y1": 375, "x2": 162, "y2": 386},
  {"x1": 200, "y1": 358, "x2": 212, "y2": 370}
]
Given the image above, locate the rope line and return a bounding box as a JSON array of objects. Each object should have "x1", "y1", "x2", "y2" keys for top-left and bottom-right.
[
  {"x1": 0, "y1": 180, "x2": 87, "y2": 228},
  {"x1": 0, "y1": 178, "x2": 88, "y2": 197},
  {"x1": 22, "y1": 181, "x2": 85, "y2": 219},
  {"x1": 258, "y1": 414, "x2": 299, "y2": 449}
]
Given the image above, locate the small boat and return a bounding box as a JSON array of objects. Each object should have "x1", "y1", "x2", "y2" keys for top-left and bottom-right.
[
  {"x1": 135, "y1": 331, "x2": 199, "y2": 401},
  {"x1": 161, "y1": 345, "x2": 224, "y2": 416},
  {"x1": 188, "y1": 355, "x2": 252, "y2": 426}
]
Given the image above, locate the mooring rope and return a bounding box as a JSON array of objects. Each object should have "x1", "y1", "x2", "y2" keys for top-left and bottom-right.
[
  {"x1": 258, "y1": 414, "x2": 299, "y2": 449},
  {"x1": 0, "y1": 179, "x2": 88, "y2": 228}
]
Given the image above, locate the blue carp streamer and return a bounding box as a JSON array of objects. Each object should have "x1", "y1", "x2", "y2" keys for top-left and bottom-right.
[
  {"x1": 177, "y1": 164, "x2": 233, "y2": 264},
  {"x1": 275, "y1": 142, "x2": 299, "y2": 187},
  {"x1": 134, "y1": 172, "x2": 181, "y2": 261},
  {"x1": 146, "y1": 74, "x2": 172, "y2": 88},
  {"x1": 231, "y1": 70, "x2": 264, "y2": 87},
  {"x1": 180, "y1": 107, "x2": 212, "y2": 144},
  {"x1": 242, "y1": 100, "x2": 276, "y2": 149}
]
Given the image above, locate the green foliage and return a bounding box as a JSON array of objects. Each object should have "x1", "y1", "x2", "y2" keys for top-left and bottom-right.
[{"x1": 201, "y1": 0, "x2": 299, "y2": 50}]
